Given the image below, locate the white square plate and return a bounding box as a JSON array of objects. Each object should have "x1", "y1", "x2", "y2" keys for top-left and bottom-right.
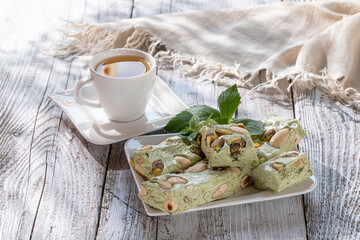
[
  {"x1": 125, "y1": 133, "x2": 317, "y2": 216},
  {"x1": 49, "y1": 77, "x2": 188, "y2": 145}
]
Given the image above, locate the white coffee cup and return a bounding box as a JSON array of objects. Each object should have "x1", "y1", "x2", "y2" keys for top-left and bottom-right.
[{"x1": 75, "y1": 48, "x2": 156, "y2": 122}]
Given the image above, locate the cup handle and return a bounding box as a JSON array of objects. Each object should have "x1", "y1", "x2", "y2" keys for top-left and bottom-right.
[{"x1": 75, "y1": 76, "x2": 101, "y2": 107}]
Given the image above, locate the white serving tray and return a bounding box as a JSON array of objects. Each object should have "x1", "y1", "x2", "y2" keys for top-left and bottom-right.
[
  {"x1": 49, "y1": 77, "x2": 188, "y2": 145},
  {"x1": 125, "y1": 133, "x2": 317, "y2": 216}
]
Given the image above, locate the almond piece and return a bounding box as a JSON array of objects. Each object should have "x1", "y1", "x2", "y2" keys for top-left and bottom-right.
[
  {"x1": 212, "y1": 183, "x2": 228, "y2": 198},
  {"x1": 175, "y1": 156, "x2": 192, "y2": 168},
  {"x1": 293, "y1": 158, "x2": 303, "y2": 168},
  {"x1": 230, "y1": 126, "x2": 249, "y2": 135},
  {"x1": 185, "y1": 163, "x2": 207, "y2": 173},
  {"x1": 159, "y1": 181, "x2": 173, "y2": 189},
  {"x1": 134, "y1": 164, "x2": 145, "y2": 177},
  {"x1": 139, "y1": 185, "x2": 147, "y2": 196},
  {"x1": 269, "y1": 128, "x2": 290, "y2": 148},
  {"x1": 167, "y1": 176, "x2": 188, "y2": 185},
  {"x1": 225, "y1": 167, "x2": 241, "y2": 175},
  {"x1": 186, "y1": 185, "x2": 195, "y2": 193}
]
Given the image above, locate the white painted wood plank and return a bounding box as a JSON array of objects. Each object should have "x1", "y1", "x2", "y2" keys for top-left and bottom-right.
[
  {"x1": 29, "y1": 0, "x2": 135, "y2": 239},
  {"x1": 0, "y1": 0, "x2": 133, "y2": 239},
  {"x1": 294, "y1": 89, "x2": 360, "y2": 240}
]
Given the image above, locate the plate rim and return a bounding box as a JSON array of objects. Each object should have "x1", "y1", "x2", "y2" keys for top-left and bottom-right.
[{"x1": 124, "y1": 133, "x2": 317, "y2": 216}]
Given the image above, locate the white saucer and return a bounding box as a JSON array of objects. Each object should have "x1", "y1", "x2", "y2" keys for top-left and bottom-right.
[
  {"x1": 125, "y1": 133, "x2": 317, "y2": 216},
  {"x1": 49, "y1": 77, "x2": 188, "y2": 145}
]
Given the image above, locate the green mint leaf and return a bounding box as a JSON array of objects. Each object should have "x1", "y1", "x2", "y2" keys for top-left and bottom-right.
[
  {"x1": 213, "y1": 117, "x2": 229, "y2": 124},
  {"x1": 189, "y1": 115, "x2": 200, "y2": 130},
  {"x1": 217, "y1": 84, "x2": 241, "y2": 122},
  {"x1": 164, "y1": 105, "x2": 220, "y2": 133},
  {"x1": 230, "y1": 118, "x2": 265, "y2": 136},
  {"x1": 187, "y1": 131, "x2": 199, "y2": 141}
]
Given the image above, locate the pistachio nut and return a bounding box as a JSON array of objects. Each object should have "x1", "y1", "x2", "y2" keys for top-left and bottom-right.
[
  {"x1": 184, "y1": 196, "x2": 190, "y2": 203},
  {"x1": 152, "y1": 160, "x2": 164, "y2": 175},
  {"x1": 212, "y1": 183, "x2": 228, "y2": 198},
  {"x1": 258, "y1": 156, "x2": 267, "y2": 163},
  {"x1": 272, "y1": 162, "x2": 285, "y2": 171},
  {"x1": 211, "y1": 138, "x2": 224, "y2": 151},
  {"x1": 192, "y1": 147, "x2": 205, "y2": 158},
  {"x1": 149, "y1": 178, "x2": 159, "y2": 183},
  {"x1": 139, "y1": 145, "x2": 152, "y2": 151},
  {"x1": 227, "y1": 136, "x2": 243, "y2": 145},
  {"x1": 163, "y1": 199, "x2": 178, "y2": 213},
  {"x1": 139, "y1": 184, "x2": 147, "y2": 196},
  {"x1": 159, "y1": 181, "x2": 173, "y2": 189},
  {"x1": 215, "y1": 128, "x2": 233, "y2": 136},
  {"x1": 230, "y1": 140, "x2": 246, "y2": 154},
  {"x1": 263, "y1": 129, "x2": 275, "y2": 141},
  {"x1": 240, "y1": 174, "x2": 251, "y2": 189},
  {"x1": 129, "y1": 157, "x2": 134, "y2": 167},
  {"x1": 229, "y1": 126, "x2": 249, "y2": 135},
  {"x1": 167, "y1": 176, "x2": 188, "y2": 185},
  {"x1": 137, "y1": 157, "x2": 144, "y2": 163},
  {"x1": 206, "y1": 133, "x2": 218, "y2": 146},
  {"x1": 175, "y1": 156, "x2": 192, "y2": 168}
]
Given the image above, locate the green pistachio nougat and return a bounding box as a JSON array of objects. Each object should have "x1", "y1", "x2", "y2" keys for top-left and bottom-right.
[
  {"x1": 138, "y1": 166, "x2": 251, "y2": 214},
  {"x1": 131, "y1": 136, "x2": 203, "y2": 180},
  {"x1": 200, "y1": 121, "x2": 258, "y2": 168},
  {"x1": 251, "y1": 151, "x2": 313, "y2": 192},
  {"x1": 255, "y1": 115, "x2": 306, "y2": 162}
]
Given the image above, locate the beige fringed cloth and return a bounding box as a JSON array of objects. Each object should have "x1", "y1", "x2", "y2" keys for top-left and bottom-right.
[{"x1": 56, "y1": 1, "x2": 360, "y2": 109}]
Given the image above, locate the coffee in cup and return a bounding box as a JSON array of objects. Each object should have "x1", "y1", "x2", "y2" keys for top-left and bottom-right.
[
  {"x1": 75, "y1": 48, "x2": 156, "y2": 122},
  {"x1": 95, "y1": 55, "x2": 150, "y2": 78}
]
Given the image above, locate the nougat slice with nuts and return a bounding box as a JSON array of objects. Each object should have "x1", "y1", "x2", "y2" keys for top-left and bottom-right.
[
  {"x1": 250, "y1": 151, "x2": 313, "y2": 192},
  {"x1": 131, "y1": 136, "x2": 203, "y2": 180},
  {"x1": 138, "y1": 167, "x2": 251, "y2": 214},
  {"x1": 199, "y1": 121, "x2": 258, "y2": 168},
  {"x1": 254, "y1": 115, "x2": 306, "y2": 163}
]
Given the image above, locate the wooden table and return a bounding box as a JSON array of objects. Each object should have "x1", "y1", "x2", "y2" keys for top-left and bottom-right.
[{"x1": 1, "y1": 0, "x2": 359, "y2": 239}]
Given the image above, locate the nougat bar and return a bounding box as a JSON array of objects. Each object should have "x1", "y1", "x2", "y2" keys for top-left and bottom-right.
[
  {"x1": 131, "y1": 136, "x2": 203, "y2": 180},
  {"x1": 251, "y1": 151, "x2": 313, "y2": 192},
  {"x1": 200, "y1": 121, "x2": 258, "y2": 169},
  {"x1": 138, "y1": 166, "x2": 251, "y2": 214},
  {"x1": 255, "y1": 115, "x2": 306, "y2": 163}
]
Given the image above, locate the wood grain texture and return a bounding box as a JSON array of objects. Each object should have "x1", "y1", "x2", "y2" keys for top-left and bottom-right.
[
  {"x1": 294, "y1": 89, "x2": 360, "y2": 240},
  {"x1": 1, "y1": 0, "x2": 360, "y2": 239},
  {"x1": 96, "y1": 1, "x2": 306, "y2": 240}
]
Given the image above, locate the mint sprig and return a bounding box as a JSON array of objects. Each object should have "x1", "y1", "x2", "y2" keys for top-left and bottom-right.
[{"x1": 164, "y1": 84, "x2": 265, "y2": 139}]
